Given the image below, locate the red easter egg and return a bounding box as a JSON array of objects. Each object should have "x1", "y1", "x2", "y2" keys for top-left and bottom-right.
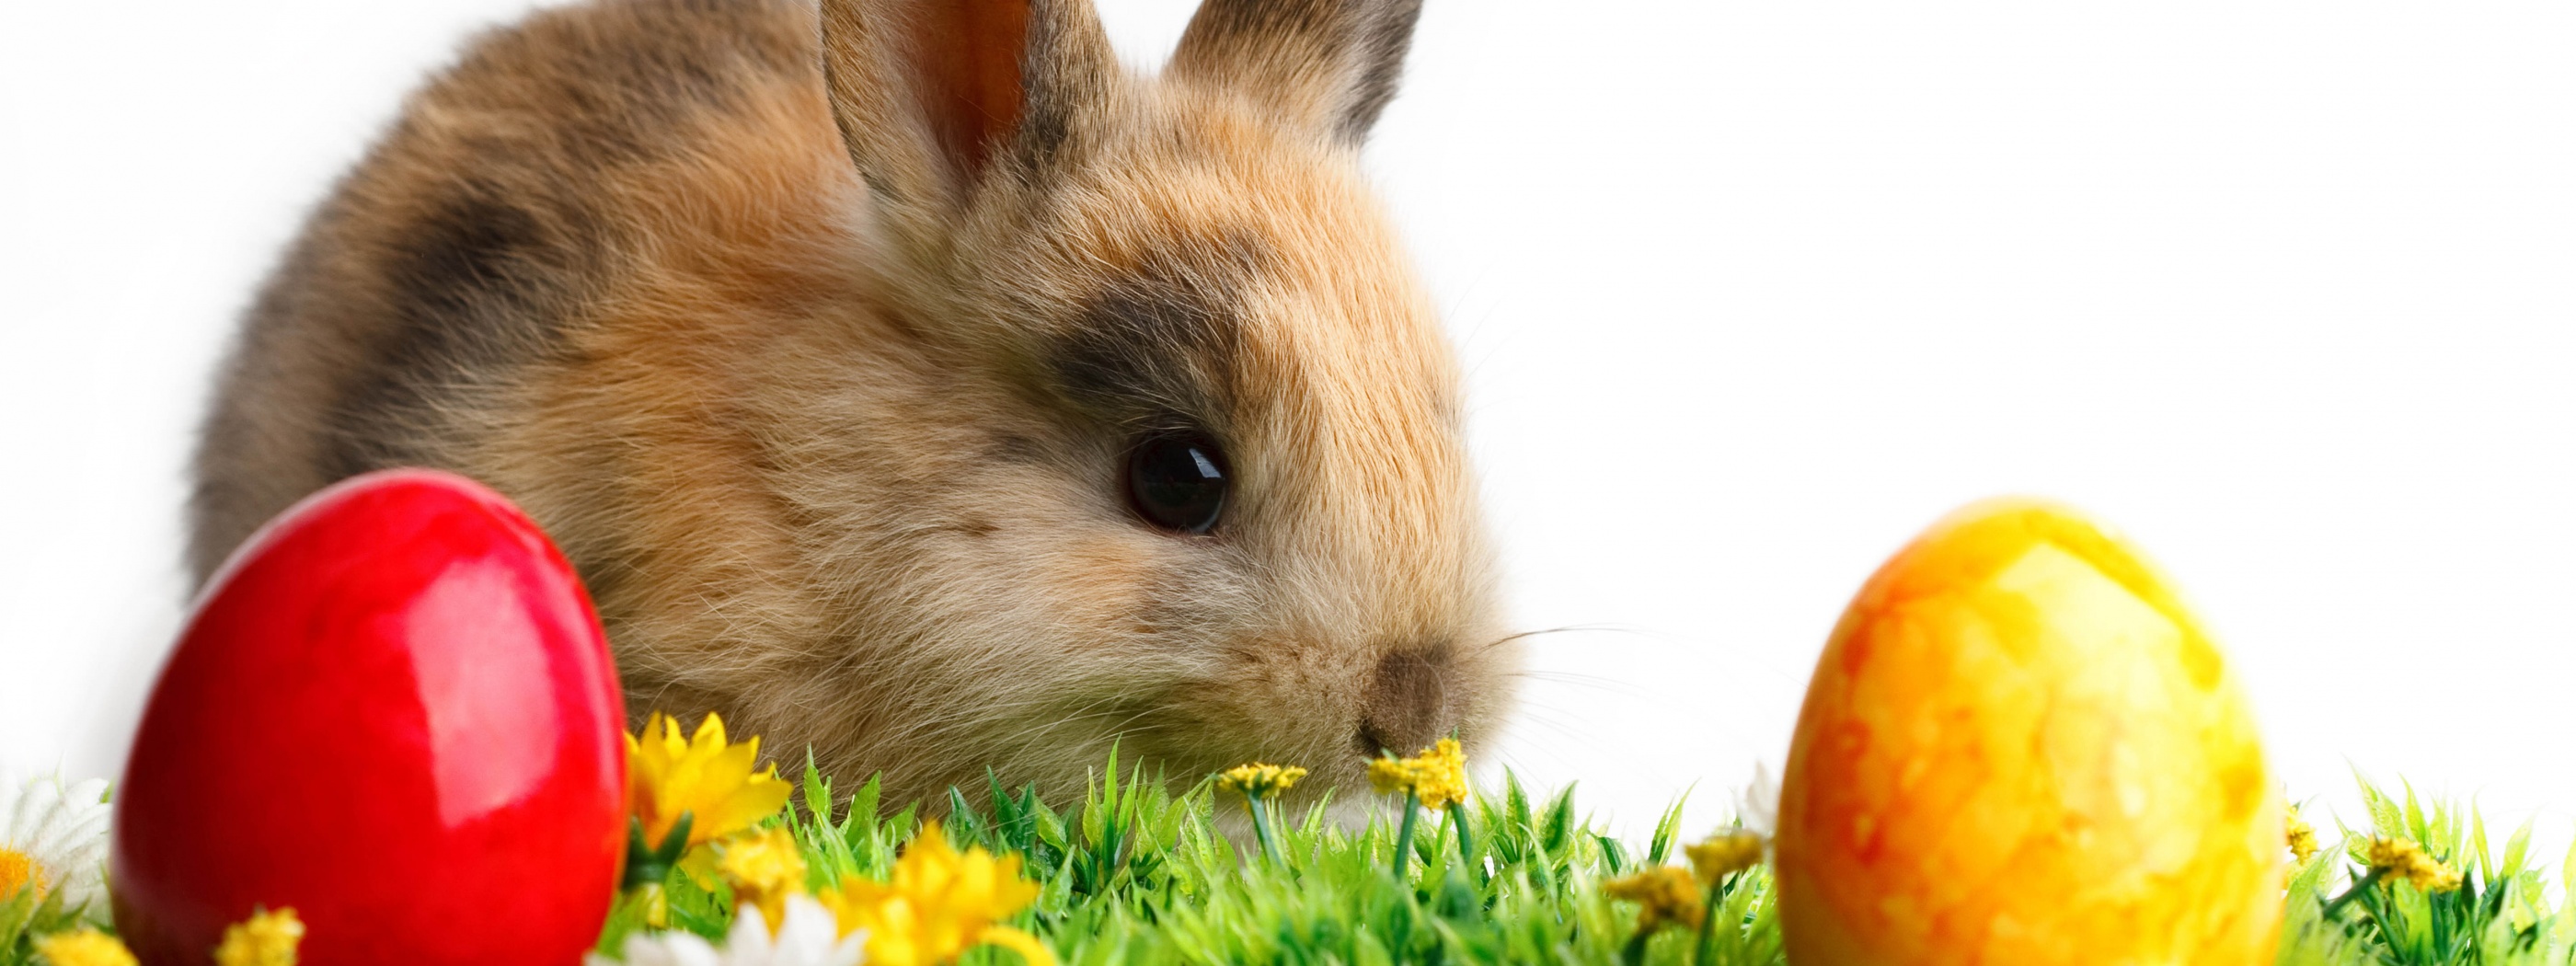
[{"x1": 113, "y1": 469, "x2": 627, "y2": 965}]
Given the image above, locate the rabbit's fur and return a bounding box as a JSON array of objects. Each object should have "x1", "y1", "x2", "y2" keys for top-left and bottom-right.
[{"x1": 190, "y1": 0, "x2": 1515, "y2": 805}]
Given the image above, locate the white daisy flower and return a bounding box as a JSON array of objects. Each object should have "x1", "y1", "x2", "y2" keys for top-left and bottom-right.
[
  {"x1": 0, "y1": 769, "x2": 113, "y2": 923},
  {"x1": 1737, "y1": 759, "x2": 1780, "y2": 839},
  {"x1": 592, "y1": 894, "x2": 864, "y2": 966}
]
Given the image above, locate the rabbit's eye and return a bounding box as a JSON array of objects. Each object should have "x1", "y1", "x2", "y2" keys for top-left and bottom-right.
[{"x1": 1126, "y1": 433, "x2": 1228, "y2": 535}]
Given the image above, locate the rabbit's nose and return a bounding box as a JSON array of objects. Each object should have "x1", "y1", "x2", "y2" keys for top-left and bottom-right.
[{"x1": 1356, "y1": 646, "x2": 1455, "y2": 758}]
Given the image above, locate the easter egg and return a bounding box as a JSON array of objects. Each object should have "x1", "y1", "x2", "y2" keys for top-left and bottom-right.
[
  {"x1": 113, "y1": 469, "x2": 627, "y2": 965},
  {"x1": 1776, "y1": 499, "x2": 2280, "y2": 964}
]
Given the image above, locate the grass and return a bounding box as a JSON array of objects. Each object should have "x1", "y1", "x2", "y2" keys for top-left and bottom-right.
[
  {"x1": 598, "y1": 746, "x2": 1783, "y2": 965},
  {"x1": 13, "y1": 757, "x2": 2576, "y2": 964},
  {"x1": 590, "y1": 752, "x2": 2576, "y2": 966}
]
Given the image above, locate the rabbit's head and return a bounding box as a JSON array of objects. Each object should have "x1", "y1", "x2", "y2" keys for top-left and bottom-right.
[{"x1": 603, "y1": 0, "x2": 1514, "y2": 804}]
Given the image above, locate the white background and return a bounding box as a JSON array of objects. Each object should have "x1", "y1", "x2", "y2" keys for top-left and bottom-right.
[{"x1": 5, "y1": 1, "x2": 2572, "y2": 853}]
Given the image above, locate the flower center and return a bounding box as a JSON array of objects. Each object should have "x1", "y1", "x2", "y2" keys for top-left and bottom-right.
[{"x1": 0, "y1": 845, "x2": 50, "y2": 902}]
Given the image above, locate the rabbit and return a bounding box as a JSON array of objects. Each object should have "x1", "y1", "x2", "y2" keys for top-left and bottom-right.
[{"x1": 187, "y1": 0, "x2": 1517, "y2": 808}]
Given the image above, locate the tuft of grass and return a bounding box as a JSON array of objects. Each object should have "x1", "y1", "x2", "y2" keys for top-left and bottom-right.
[{"x1": 2277, "y1": 776, "x2": 2576, "y2": 965}]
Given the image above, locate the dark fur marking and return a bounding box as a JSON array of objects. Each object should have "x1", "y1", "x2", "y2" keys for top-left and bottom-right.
[
  {"x1": 319, "y1": 189, "x2": 563, "y2": 478},
  {"x1": 397, "y1": 192, "x2": 546, "y2": 328},
  {"x1": 1048, "y1": 241, "x2": 1265, "y2": 430},
  {"x1": 1016, "y1": 86, "x2": 1075, "y2": 174},
  {"x1": 309, "y1": 0, "x2": 814, "y2": 480}
]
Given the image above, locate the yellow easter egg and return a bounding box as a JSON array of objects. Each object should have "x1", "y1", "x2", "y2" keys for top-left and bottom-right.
[{"x1": 1776, "y1": 499, "x2": 2281, "y2": 965}]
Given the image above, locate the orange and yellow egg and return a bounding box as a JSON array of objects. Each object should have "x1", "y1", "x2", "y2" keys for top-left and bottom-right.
[{"x1": 1777, "y1": 500, "x2": 2281, "y2": 964}]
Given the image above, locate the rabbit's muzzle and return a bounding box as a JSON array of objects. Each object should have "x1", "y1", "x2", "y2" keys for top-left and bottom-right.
[{"x1": 1356, "y1": 645, "x2": 1459, "y2": 758}]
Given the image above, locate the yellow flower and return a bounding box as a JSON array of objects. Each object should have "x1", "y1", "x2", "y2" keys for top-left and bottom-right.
[
  {"x1": 2364, "y1": 836, "x2": 2462, "y2": 893},
  {"x1": 2285, "y1": 805, "x2": 2317, "y2": 866},
  {"x1": 2428, "y1": 865, "x2": 2466, "y2": 893},
  {"x1": 628, "y1": 712, "x2": 793, "y2": 851},
  {"x1": 0, "y1": 848, "x2": 40, "y2": 904},
  {"x1": 34, "y1": 928, "x2": 136, "y2": 966},
  {"x1": 718, "y1": 826, "x2": 810, "y2": 933},
  {"x1": 1214, "y1": 764, "x2": 1308, "y2": 800},
  {"x1": 1604, "y1": 866, "x2": 1705, "y2": 932},
  {"x1": 213, "y1": 907, "x2": 304, "y2": 966},
  {"x1": 1684, "y1": 830, "x2": 1765, "y2": 885},
  {"x1": 817, "y1": 822, "x2": 1052, "y2": 966},
  {"x1": 1367, "y1": 739, "x2": 1469, "y2": 811},
  {"x1": 1366, "y1": 757, "x2": 1413, "y2": 796}
]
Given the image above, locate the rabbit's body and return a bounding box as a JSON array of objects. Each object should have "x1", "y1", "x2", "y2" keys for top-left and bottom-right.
[{"x1": 192, "y1": 0, "x2": 1513, "y2": 803}]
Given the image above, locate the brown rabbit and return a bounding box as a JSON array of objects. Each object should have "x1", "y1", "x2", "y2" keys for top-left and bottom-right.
[{"x1": 189, "y1": 0, "x2": 1515, "y2": 806}]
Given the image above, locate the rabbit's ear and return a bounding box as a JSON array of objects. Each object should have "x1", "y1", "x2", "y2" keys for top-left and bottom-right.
[
  {"x1": 820, "y1": 0, "x2": 1116, "y2": 226},
  {"x1": 1168, "y1": 0, "x2": 1423, "y2": 144}
]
